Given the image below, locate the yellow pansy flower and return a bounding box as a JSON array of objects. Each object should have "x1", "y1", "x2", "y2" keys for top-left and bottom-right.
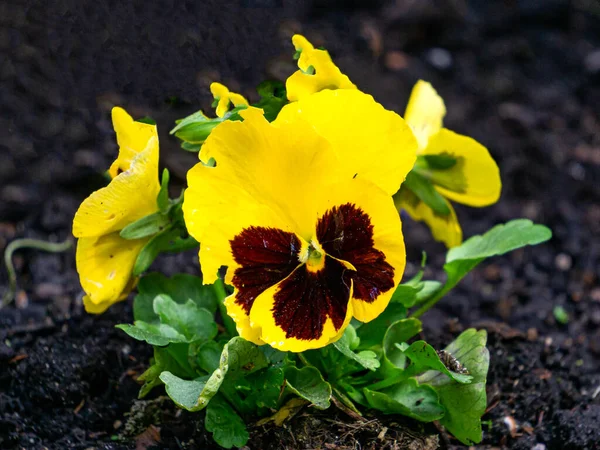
[
  {"x1": 73, "y1": 107, "x2": 160, "y2": 313},
  {"x1": 210, "y1": 82, "x2": 249, "y2": 118},
  {"x1": 286, "y1": 34, "x2": 356, "y2": 102},
  {"x1": 183, "y1": 89, "x2": 417, "y2": 352},
  {"x1": 396, "y1": 80, "x2": 501, "y2": 247}
]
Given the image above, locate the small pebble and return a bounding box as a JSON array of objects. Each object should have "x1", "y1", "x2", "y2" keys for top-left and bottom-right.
[
  {"x1": 484, "y1": 264, "x2": 501, "y2": 281},
  {"x1": 425, "y1": 48, "x2": 453, "y2": 70},
  {"x1": 498, "y1": 102, "x2": 536, "y2": 130},
  {"x1": 589, "y1": 308, "x2": 600, "y2": 326},
  {"x1": 584, "y1": 49, "x2": 600, "y2": 74},
  {"x1": 15, "y1": 290, "x2": 29, "y2": 309},
  {"x1": 2, "y1": 185, "x2": 30, "y2": 204},
  {"x1": 554, "y1": 253, "x2": 572, "y2": 271},
  {"x1": 567, "y1": 161, "x2": 585, "y2": 181},
  {"x1": 384, "y1": 51, "x2": 409, "y2": 71},
  {"x1": 527, "y1": 328, "x2": 538, "y2": 341},
  {"x1": 34, "y1": 282, "x2": 65, "y2": 300}
]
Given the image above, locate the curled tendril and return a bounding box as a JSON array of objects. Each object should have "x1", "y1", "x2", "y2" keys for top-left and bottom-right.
[{"x1": 1, "y1": 238, "x2": 73, "y2": 309}]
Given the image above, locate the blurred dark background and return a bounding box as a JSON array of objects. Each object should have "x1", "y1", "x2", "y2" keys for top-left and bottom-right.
[
  {"x1": 1, "y1": 0, "x2": 599, "y2": 321},
  {"x1": 0, "y1": 1, "x2": 600, "y2": 447}
]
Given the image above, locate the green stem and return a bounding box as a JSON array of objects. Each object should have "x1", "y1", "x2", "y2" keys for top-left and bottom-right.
[
  {"x1": 297, "y1": 353, "x2": 312, "y2": 368},
  {"x1": 410, "y1": 287, "x2": 449, "y2": 319},
  {"x1": 365, "y1": 366, "x2": 419, "y2": 392},
  {"x1": 332, "y1": 387, "x2": 362, "y2": 416},
  {"x1": 2, "y1": 238, "x2": 73, "y2": 309},
  {"x1": 213, "y1": 277, "x2": 237, "y2": 336}
]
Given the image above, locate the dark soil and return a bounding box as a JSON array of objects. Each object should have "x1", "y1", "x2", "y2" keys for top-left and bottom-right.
[{"x1": 1, "y1": 0, "x2": 599, "y2": 449}]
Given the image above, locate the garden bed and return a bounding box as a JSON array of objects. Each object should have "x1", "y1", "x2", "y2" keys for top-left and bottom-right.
[{"x1": 1, "y1": 1, "x2": 599, "y2": 448}]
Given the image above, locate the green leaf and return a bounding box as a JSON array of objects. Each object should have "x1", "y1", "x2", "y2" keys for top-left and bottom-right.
[
  {"x1": 174, "y1": 120, "x2": 221, "y2": 144},
  {"x1": 415, "y1": 281, "x2": 442, "y2": 303},
  {"x1": 137, "y1": 345, "x2": 196, "y2": 398},
  {"x1": 447, "y1": 219, "x2": 552, "y2": 264},
  {"x1": 344, "y1": 323, "x2": 361, "y2": 351},
  {"x1": 134, "y1": 273, "x2": 219, "y2": 323},
  {"x1": 284, "y1": 366, "x2": 332, "y2": 410},
  {"x1": 136, "y1": 116, "x2": 156, "y2": 125},
  {"x1": 171, "y1": 106, "x2": 246, "y2": 144},
  {"x1": 205, "y1": 395, "x2": 249, "y2": 449},
  {"x1": 363, "y1": 378, "x2": 444, "y2": 422},
  {"x1": 253, "y1": 80, "x2": 287, "y2": 122},
  {"x1": 160, "y1": 337, "x2": 268, "y2": 411},
  {"x1": 216, "y1": 337, "x2": 269, "y2": 381},
  {"x1": 261, "y1": 346, "x2": 287, "y2": 365},
  {"x1": 403, "y1": 171, "x2": 451, "y2": 216},
  {"x1": 153, "y1": 295, "x2": 217, "y2": 342},
  {"x1": 389, "y1": 284, "x2": 419, "y2": 307},
  {"x1": 382, "y1": 318, "x2": 422, "y2": 371},
  {"x1": 116, "y1": 321, "x2": 187, "y2": 346},
  {"x1": 160, "y1": 371, "x2": 211, "y2": 410},
  {"x1": 232, "y1": 366, "x2": 285, "y2": 412},
  {"x1": 553, "y1": 305, "x2": 569, "y2": 324},
  {"x1": 181, "y1": 141, "x2": 202, "y2": 152},
  {"x1": 119, "y1": 212, "x2": 170, "y2": 240},
  {"x1": 402, "y1": 341, "x2": 472, "y2": 384},
  {"x1": 421, "y1": 153, "x2": 457, "y2": 170},
  {"x1": 171, "y1": 110, "x2": 211, "y2": 135},
  {"x1": 133, "y1": 228, "x2": 199, "y2": 276},
  {"x1": 418, "y1": 329, "x2": 489, "y2": 445},
  {"x1": 256, "y1": 80, "x2": 286, "y2": 98},
  {"x1": 443, "y1": 219, "x2": 552, "y2": 294},
  {"x1": 356, "y1": 303, "x2": 407, "y2": 350},
  {"x1": 157, "y1": 168, "x2": 170, "y2": 214},
  {"x1": 333, "y1": 327, "x2": 380, "y2": 371},
  {"x1": 193, "y1": 340, "x2": 224, "y2": 373},
  {"x1": 414, "y1": 220, "x2": 553, "y2": 319}
]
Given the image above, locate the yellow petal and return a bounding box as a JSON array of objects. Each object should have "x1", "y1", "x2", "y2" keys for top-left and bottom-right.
[
  {"x1": 277, "y1": 89, "x2": 418, "y2": 196},
  {"x1": 210, "y1": 82, "x2": 248, "y2": 118},
  {"x1": 292, "y1": 34, "x2": 315, "y2": 69},
  {"x1": 72, "y1": 135, "x2": 160, "y2": 238},
  {"x1": 223, "y1": 292, "x2": 267, "y2": 346},
  {"x1": 404, "y1": 80, "x2": 446, "y2": 150},
  {"x1": 394, "y1": 187, "x2": 462, "y2": 248},
  {"x1": 286, "y1": 34, "x2": 356, "y2": 102},
  {"x1": 184, "y1": 106, "x2": 341, "y2": 244},
  {"x1": 76, "y1": 233, "x2": 147, "y2": 313},
  {"x1": 108, "y1": 107, "x2": 159, "y2": 179},
  {"x1": 423, "y1": 129, "x2": 501, "y2": 207}
]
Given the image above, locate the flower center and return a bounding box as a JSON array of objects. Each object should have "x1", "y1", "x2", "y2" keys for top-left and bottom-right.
[{"x1": 305, "y1": 240, "x2": 325, "y2": 272}]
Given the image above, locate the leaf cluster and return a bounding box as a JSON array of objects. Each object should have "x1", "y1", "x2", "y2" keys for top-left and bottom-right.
[
  {"x1": 117, "y1": 219, "x2": 550, "y2": 448},
  {"x1": 171, "y1": 81, "x2": 288, "y2": 153}
]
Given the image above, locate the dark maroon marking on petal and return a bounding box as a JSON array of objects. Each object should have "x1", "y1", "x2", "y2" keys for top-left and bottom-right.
[
  {"x1": 272, "y1": 256, "x2": 350, "y2": 341},
  {"x1": 317, "y1": 203, "x2": 395, "y2": 303},
  {"x1": 230, "y1": 226, "x2": 301, "y2": 314}
]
